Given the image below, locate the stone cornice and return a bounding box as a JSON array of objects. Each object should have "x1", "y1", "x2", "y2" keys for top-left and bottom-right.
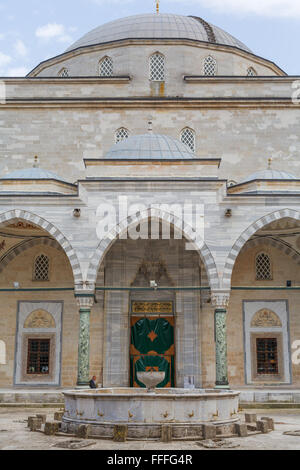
[
  {"x1": 0, "y1": 76, "x2": 131, "y2": 84},
  {"x1": 2, "y1": 97, "x2": 299, "y2": 109}
]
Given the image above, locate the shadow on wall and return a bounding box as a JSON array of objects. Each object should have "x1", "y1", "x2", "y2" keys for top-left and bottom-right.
[{"x1": 0, "y1": 340, "x2": 6, "y2": 365}]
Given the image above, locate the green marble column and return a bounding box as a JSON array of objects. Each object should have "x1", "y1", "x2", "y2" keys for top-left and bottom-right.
[
  {"x1": 214, "y1": 308, "x2": 229, "y2": 388},
  {"x1": 77, "y1": 307, "x2": 91, "y2": 386}
]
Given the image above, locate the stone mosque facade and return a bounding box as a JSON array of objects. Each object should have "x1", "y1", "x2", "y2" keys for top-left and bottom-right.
[{"x1": 0, "y1": 13, "x2": 300, "y2": 391}]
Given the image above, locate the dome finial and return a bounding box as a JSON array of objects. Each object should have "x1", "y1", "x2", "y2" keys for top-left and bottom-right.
[
  {"x1": 156, "y1": 0, "x2": 160, "y2": 14},
  {"x1": 33, "y1": 155, "x2": 39, "y2": 168},
  {"x1": 268, "y1": 157, "x2": 272, "y2": 169}
]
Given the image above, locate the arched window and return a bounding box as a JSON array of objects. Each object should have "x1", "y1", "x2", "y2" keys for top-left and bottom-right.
[
  {"x1": 0, "y1": 340, "x2": 6, "y2": 365},
  {"x1": 255, "y1": 252, "x2": 272, "y2": 280},
  {"x1": 247, "y1": 67, "x2": 257, "y2": 77},
  {"x1": 150, "y1": 53, "x2": 165, "y2": 81},
  {"x1": 58, "y1": 68, "x2": 69, "y2": 78},
  {"x1": 180, "y1": 128, "x2": 196, "y2": 152},
  {"x1": 115, "y1": 128, "x2": 129, "y2": 144},
  {"x1": 203, "y1": 56, "x2": 217, "y2": 76},
  {"x1": 34, "y1": 254, "x2": 50, "y2": 281},
  {"x1": 99, "y1": 56, "x2": 113, "y2": 77}
]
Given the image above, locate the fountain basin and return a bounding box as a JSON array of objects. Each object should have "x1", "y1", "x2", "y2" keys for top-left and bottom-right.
[{"x1": 62, "y1": 388, "x2": 240, "y2": 440}]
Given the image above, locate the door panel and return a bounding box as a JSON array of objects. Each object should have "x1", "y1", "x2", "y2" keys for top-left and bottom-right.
[{"x1": 130, "y1": 315, "x2": 175, "y2": 388}]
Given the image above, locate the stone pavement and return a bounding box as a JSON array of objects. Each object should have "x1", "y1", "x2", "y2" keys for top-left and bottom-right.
[{"x1": 0, "y1": 407, "x2": 300, "y2": 450}]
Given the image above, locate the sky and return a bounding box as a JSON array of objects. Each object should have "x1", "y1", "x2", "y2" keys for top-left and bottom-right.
[{"x1": 0, "y1": 0, "x2": 300, "y2": 76}]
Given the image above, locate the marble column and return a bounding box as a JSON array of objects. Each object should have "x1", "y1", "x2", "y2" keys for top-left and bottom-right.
[
  {"x1": 75, "y1": 295, "x2": 94, "y2": 387},
  {"x1": 211, "y1": 290, "x2": 230, "y2": 389}
]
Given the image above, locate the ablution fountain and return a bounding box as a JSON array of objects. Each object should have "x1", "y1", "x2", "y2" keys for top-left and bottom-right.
[{"x1": 61, "y1": 371, "x2": 240, "y2": 440}]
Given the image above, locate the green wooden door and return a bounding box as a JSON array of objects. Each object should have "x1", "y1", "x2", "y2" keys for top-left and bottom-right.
[{"x1": 130, "y1": 316, "x2": 175, "y2": 388}]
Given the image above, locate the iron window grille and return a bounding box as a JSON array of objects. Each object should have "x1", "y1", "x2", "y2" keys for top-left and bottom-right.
[
  {"x1": 180, "y1": 128, "x2": 196, "y2": 152},
  {"x1": 256, "y1": 338, "x2": 279, "y2": 375},
  {"x1": 255, "y1": 252, "x2": 272, "y2": 280},
  {"x1": 150, "y1": 53, "x2": 165, "y2": 81},
  {"x1": 203, "y1": 56, "x2": 217, "y2": 76},
  {"x1": 99, "y1": 57, "x2": 113, "y2": 77},
  {"x1": 115, "y1": 128, "x2": 129, "y2": 143},
  {"x1": 27, "y1": 339, "x2": 50, "y2": 375},
  {"x1": 34, "y1": 254, "x2": 50, "y2": 281}
]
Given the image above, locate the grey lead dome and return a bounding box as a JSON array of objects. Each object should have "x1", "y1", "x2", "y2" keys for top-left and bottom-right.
[
  {"x1": 65, "y1": 13, "x2": 252, "y2": 54},
  {"x1": 105, "y1": 134, "x2": 196, "y2": 160}
]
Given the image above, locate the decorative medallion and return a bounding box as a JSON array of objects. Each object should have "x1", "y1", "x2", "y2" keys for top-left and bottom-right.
[
  {"x1": 148, "y1": 330, "x2": 158, "y2": 342},
  {"x1": 251, "y1": 309, "x2": 282, "y2": 328},
  {"x1": 24, "y1": 309, "x2": 56, "y2": 329}
]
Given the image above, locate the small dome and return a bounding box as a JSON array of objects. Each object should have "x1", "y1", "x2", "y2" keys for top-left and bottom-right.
[
  {"x1": 104, "y1": 134, "x2": 196, "y2": 160},
  {"x1": 241, "y1": 169, "x2": 297, "y2": 183},
  {"x1": 1, "y1": 167, "x2": 67, "y2": 181},
  {"x1": 66, "y1": 13, "x2": 251, "y2": 54}
]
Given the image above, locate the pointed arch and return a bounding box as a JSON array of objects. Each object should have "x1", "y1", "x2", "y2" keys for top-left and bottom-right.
[
  {"x1": 0, "y1": 210, "x2": 82, "y2": 284},
  {"x1": 180, "y1": 127, "x2": 196, "y2": 152},
  {"x1": 99, "y1": 56, "x2": 113, "y2": 76},
  {"x1": 87, "y1": 207, "x2": 219, "y2": 289},
  {"x1": 223, "y1": 209, "x2": 300, "y2": 288},
  {"x1": 247, "y1": 67, "x2": 257, "y2": 76},
  {"x1": 149, "y1": 52, "x2": 165, "y2": 81},
  {"x1": 0, "y1": 237, "x2": 63, "y2": 274},
  {"x1": 58, "y1": 67, "x2": 69, "y2": 78},
  {"x1": 203, "y1": 55, "x2": 217, "y2": 76},
  {"x1": 115, "y1": 127, "x2": 130, "y2": 144}
]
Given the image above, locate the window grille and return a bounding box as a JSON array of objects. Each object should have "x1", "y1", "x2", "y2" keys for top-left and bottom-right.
[
  {"x1": 150, "y1": 53, "x2": 165, "y2": 81},
  {"x1": 99, "y1": 57, "x2": 113, "y2": 76},
  {"x1": 247, "y1": 67, "x2": 257, "y2": 76},
  {"x1": 34, "y1": 254, "x2": 49, "y2": 281},
  {"x1": 115, "y1": 128, "x2": 129, "y2": 143},
  {"x1": 256, "y1": 338, "x2": 278, "y2": 375},
  {"x1": 27, "y1": 339, "x2": 50, "y2": 375},
  {"x1": 255, "y1": 253, "x2": 272, "y2": 280},
  {"x1": 58, "y1": 68, "x2": 69, "y2": 77},
  {"x1": 180, "y1": 128, "x2": 195, "y2": 152},
  {"x1": 203, "y1": 56, "x2": 217, "y2": 76}
]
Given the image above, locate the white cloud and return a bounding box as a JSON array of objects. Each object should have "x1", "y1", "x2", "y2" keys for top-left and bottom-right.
[
  {"x1": 0, "y1": 51, "x2": 12, "y2": 67},
  {"x1": 169, "y1": 0, "x2": 300, "y2": 18},
  {"x1": 35, "y1": 23, "x2": 74, "y2": 45},
  {"x1": 14, "y1": 39, "x2": 28, "y2": 57},
  {"x1": 36, "y1": 23, "x2": 66, "y2": 40},
  {"x1": 7, "y1": 66, "x2": 29, "y2": 77}
]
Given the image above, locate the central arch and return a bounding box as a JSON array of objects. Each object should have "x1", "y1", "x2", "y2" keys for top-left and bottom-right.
[{"x1": 87, "y1": 207, "x2": 219, "y2": 289}]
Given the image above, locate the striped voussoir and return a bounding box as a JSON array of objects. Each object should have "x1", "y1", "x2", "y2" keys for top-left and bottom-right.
[
  {"x1": 0, "y1": 209, "x2": 83, "y2": 284},
  {"x1": 0, "y1": 237, "x2": 63, "y2": 274},
  {"x1": 222, "y1": 209, "x2": 300, "y2": 288},
  {"x1": 86, "y1": 208, "x2": 220, "y2": 289}
]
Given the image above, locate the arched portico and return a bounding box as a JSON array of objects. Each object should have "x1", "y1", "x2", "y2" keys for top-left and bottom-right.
[
  {"x1": 222, "y1": 209, "x2": 300, "y2": 289},
  {"x1": 0, "y1": 210, "x2": 83, "y2": 284}
]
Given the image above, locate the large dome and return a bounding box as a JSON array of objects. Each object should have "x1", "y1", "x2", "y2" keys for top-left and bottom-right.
[
  {"x1": 66, "y1": 13, "x2": 252, "y2": 54},
  {"x1": 105, "y1": 134, "x2": 196, "y2": 160}
]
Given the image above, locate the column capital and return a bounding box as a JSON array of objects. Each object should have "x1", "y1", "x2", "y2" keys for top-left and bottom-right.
[
  {"x1": 211, "y1": 290, "x2": 231, "y2": 309},
  {"x1": 75, "y1": 294, "x2": 94, "y2": 310}
]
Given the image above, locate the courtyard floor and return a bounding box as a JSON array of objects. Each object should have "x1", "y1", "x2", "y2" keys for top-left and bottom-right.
[{"x1": 0, "y1": 407, "x2": 300, "y2": 450}]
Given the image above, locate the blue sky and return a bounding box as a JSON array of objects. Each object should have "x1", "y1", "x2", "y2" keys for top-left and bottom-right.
[{"x1": 0, "y1": 0, "x2": 300, "y2": 76}]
